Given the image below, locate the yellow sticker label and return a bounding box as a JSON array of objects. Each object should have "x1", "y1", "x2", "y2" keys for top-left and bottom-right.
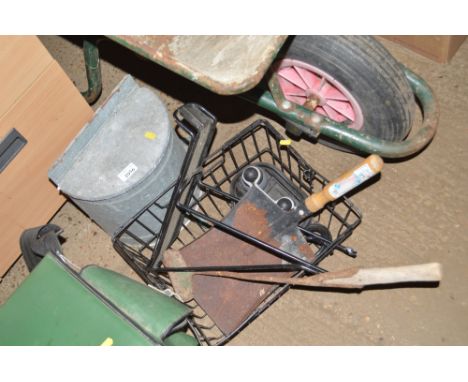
[
  {"x1": 100, "y1": 337, "x2": 114, "y2": 346},
  {"x1": 144, "y1": 131, "x2": 157, "y2": 140},
  {"x1": 279, "y1": 139, "x2": 292, "y2": 146}
]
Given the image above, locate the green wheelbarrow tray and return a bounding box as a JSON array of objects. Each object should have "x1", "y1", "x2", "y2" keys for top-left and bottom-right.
[
  {"x1": 0, "y1": 254, "x2": 198, "y2": 346},
  {"x1": 110, "y1": 35, "x2": 289, "y2": 95},
  {"x1": 81, "y1": 36, "x2": 438, "y2": 158}
]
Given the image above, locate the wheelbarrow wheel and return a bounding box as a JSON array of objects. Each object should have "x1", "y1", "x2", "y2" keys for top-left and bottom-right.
[{"x1": 276, "y1": 35, "x2": 416, "y2": 142}]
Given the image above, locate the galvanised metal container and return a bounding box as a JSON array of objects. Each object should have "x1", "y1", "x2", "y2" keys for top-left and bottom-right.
[{"x1": 49, "y1": 75, "x2": 186, "y2": 240}]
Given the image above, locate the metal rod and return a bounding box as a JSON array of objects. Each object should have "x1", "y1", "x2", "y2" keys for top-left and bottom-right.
[
  {"x1": 297, "y1": 226, "x2": 357, "y2": 257},
  {"x1": 178, "y1": 205, "x2": 325, "y2": 274},
  {"x1": 154, "y1": 263, "x2": 308, "y2": 273}
]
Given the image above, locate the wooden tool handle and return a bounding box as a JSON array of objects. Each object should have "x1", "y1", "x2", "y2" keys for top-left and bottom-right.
[
  {"x1": 305, "y1": 154, "x2": 384, "y2": 213},
  {"x1": 198, "y1": 263, "x2": 442, "y2": 290},
  {"x1": 315, "y1": 262, "x2": 442, "y2": 288}
]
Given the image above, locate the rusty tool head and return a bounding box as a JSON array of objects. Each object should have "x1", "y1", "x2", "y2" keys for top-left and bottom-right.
[
  {"x1": 163, "y1": 155, "x2": 383, "y2": 335},
  {"x1": 230, "y1": 167, "x2": 314, "y2": 261}
]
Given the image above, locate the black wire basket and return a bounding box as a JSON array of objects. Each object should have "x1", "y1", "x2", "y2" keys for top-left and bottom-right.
[{"x1": 113, "y1": 104, "x2": 362, "y2": 345}]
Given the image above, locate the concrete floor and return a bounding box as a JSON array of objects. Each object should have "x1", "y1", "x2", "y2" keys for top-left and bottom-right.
[{"x1": 1, "y1": 36, "x2": 467, "y2": 345}]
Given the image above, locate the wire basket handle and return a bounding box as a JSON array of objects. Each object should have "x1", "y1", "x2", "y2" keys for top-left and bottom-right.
[{"x1": 148, "y1": 104, "x2": 217, "y2": 269}]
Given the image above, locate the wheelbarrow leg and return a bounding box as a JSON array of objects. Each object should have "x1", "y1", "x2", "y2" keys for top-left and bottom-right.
[{"x1": 81, "y1": 38, "x2": 102, "y2": 105}]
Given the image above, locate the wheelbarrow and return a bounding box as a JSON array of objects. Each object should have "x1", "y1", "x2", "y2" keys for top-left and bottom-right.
[{"x1": 79, "y1": 35, "x2": 438, "y2": 159}]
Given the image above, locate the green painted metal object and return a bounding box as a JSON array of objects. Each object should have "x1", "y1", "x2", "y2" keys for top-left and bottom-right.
[
  {"x1": 164, "y1": 331, "x2": 199, "y2": 346},
  {"x1": 107, "y1": 35, "x2": 288, "y2": 96},
  {"x1": 318, "y1": 68, "x2": 438, "y2": 158},
  {"x1": 247, "y1": 67, "x2": 439, "y2": 158},
  {"x1": 0, "y1": 255, "x2": 154, "y2": 345},
  {"x1": 81, "y1": 39, "x2": 102, "y2": 105},
  {"x1": 80, "y1": 265, "x2": 197, "y2": 345},
  {"x1": 0, "y1": 255, "x2": 198, "y2": 346},
  {"x1": 81, "y1": 37, "x2": 438, "y2": 158}
]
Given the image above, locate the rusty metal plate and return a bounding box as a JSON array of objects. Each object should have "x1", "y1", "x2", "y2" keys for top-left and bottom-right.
[
  {"x1": 178, "y1": 197, "x2": 314, "y2": 335},
  {"x1": 109, "y1": 35, "x2": 288, "y2": 95}
]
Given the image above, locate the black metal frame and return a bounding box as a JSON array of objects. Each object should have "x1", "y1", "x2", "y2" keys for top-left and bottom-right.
[{"x1": 113, "y1": 111, "x2": 361, "y2": 345}]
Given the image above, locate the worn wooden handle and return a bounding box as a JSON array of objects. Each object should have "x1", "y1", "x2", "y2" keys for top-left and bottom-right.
[
  {"x1": 305, "y1": 154, "x2": 384, "y2": 213},
  {"x1": 198, "y1": 263, "x2": 442, "y2": 290},
  {"x1": 316, "y1": 262, "x2": 442, "y2": 288}
]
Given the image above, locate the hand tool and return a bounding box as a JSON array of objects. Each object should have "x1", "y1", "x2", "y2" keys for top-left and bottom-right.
[{"x1": 168, "y1": 155, "x2": 383, "y2": 334}]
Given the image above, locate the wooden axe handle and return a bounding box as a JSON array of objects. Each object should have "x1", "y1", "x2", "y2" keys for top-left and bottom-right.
[
  {"x1": 197, "y1": 263, "x2": 442, "y2": 290},
  {"x1": 305, "y1": 154, "x2": 384, "y2": 213}
]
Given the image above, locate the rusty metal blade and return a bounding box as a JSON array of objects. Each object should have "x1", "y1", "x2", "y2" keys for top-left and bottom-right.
[{"x1": 175, "y1": 185, "x2": 314, "y2": 335}]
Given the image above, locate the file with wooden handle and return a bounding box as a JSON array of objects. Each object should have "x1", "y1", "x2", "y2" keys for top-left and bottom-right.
[{"x1": 305, "y1": 154, "x2": 384, "y2": 213}]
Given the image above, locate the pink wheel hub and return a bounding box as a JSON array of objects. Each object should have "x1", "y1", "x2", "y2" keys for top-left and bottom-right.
[{"x1": 276, "y1": 59, "x2": 364, "y2": 130}]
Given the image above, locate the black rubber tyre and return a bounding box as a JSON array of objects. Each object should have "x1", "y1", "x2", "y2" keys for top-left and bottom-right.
[{"x1": 278, "y1": 35, "x2": 416, "y2": 141}]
